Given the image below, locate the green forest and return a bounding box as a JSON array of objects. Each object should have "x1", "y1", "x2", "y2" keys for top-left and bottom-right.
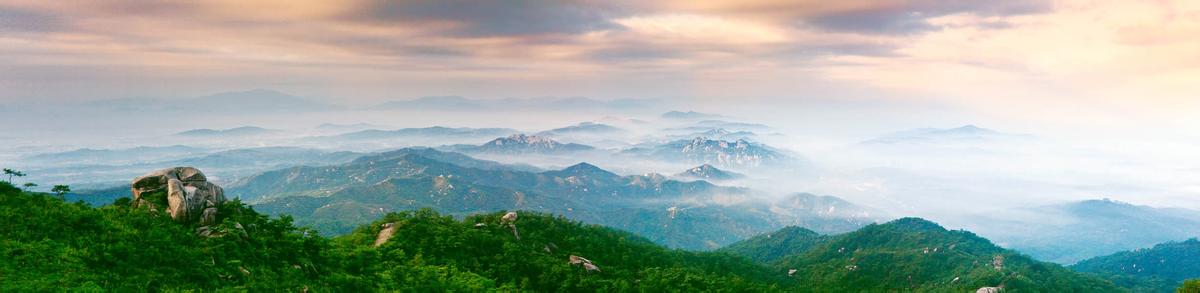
[{"x1": 2, "y1": 180, "x2": 1197, "y2": 291}]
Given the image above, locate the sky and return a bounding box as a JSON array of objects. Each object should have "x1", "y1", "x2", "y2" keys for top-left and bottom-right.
[{"x1": 2, "y1": 0, "x2": 1199, "y2": 132}]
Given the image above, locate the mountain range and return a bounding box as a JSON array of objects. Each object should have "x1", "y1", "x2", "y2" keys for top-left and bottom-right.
[
  {"x1": 377, "y1": 96, "x2": 658, "y2": 112},
  {"x1": 447, "y1": 134, "x2": 595, "y2": 155},
  {"x1": 675, "y1": 164, "x2": 745, "y2": 181},
  {"x1": 177, "y1": 126, "x2": 280, "y2": 137},
  {"x1": 964, "y1": 198, "x2": 1200, "y2": 264},
  {"x1": 626, "y1": 137, "x2": 797, "y2": 170},
  {"x1": 226, "y1": 148, "x2": 874, "y2": 250},
  {"x1": 86, "y1": 89, "x2": 341, "y2": 114},
  {"x1": 862, "y1": 125, "x2": 1028, "y2": 145},
  {"x1": 1072, "y1": 238, "x2": 1200, "y2": 292}
]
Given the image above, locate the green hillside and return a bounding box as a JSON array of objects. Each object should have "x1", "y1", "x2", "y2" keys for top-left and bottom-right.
[
  {"x1": 1072, "y1": 239, "x2": 1200, "y2": 292},
  {"x1": 726, "y1": 218, "x2": 1122, "y2": 292},
  {"x1": 717, "y1": 226, "x2": 828, "y2": 264},
  {"x1": 0, "y1": 181, "x2": 786, "y2": 291}
]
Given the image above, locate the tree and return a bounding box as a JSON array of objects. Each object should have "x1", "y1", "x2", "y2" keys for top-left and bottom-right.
[
  {"x1": 22, "y1": 182, "x2": 37, "y2": 191},
  {"x1": 1180, "y1": 279, "x2": 1200, "y2": 293},
  {"x1": 51, "y1": 185, "x2": 71, "y2": 199},
  {"x1": 3, "y1": 168, "x2": 25, "y2": 183}
]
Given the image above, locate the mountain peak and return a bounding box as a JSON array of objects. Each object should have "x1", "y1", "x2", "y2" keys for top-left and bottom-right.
[
  {"x1": 881, "y1": 217, "x2": 946, "y2": 232},
  {"x1": 676, "y1": 164, "x2": 744, "y2": 181},
  {"x1": 470, "y1": 134, "x2": 595, "y2": 154},
  {"x1": 561, "y1": 162, "x2": 607, "y2": 174}
]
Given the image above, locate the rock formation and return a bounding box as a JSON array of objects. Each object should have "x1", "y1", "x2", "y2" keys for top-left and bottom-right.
[
  {"x1": 976, "y1": 287, "x2": 1001, "y2": 293},
  {"x1": 374, "y1": 222, "x2": 397, "y2": 247},
  {"x1": 131, "y1": 167, "x2": 226, "y2": 225},
  {"x1": 568, "y1": 255, "x2": 601, "y2": 272}
]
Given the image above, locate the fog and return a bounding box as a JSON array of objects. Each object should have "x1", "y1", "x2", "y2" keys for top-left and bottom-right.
[{"x1": 3, "y1": 91, "x2": 1200, "y2": 240}]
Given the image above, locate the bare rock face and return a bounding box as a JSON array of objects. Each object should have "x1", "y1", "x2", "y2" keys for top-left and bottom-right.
[
  {"x1": 132, "y1": 167, "x2": 226, "y2": 225},
  {"x1": 374, "y1": 222, "x2": 397, "y2": 247}
]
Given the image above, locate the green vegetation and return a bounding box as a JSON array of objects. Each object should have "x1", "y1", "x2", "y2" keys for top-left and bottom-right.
[
  {"x1": 0, "y1": 178, "x2": 1132, "y2": 291},
  {"x1": 0, "y1": 181, "x2": 332, "y2": 291},
  {"x1": 3, "y1": 168, "x2": 25, "y2": 183},
  {"x1": 717, "y1": 226, "x2": 827, "y2": 264},
  {"x1": 1072, "y1": 239, "x2": 1200, "y2": 292},
  {"x1": 1179, "y1": 279, "x2": 1200, "y2": 293},
  {"x1": 725, "y1": 218, "x2": 1123, "y2": 292},
  {"x1": 0, "y1": 180, "x2": 786, "y2": 291}
]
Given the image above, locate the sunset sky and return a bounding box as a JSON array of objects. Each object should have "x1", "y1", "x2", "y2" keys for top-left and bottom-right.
[{"x1": 2, "y1": 0, "x2": 1199, "y2": 130}]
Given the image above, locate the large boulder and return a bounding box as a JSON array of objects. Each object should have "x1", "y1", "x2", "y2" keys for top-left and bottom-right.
[{"x1": 132, "y1": 167, "x2": 226, "y2": 225}]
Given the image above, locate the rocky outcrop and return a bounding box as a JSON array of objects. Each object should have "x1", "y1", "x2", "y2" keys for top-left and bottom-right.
[
  {"x1": 568, "y1": 255, "x2": 600, "y2": 272},
  {"x1": 374, "y1": 223, "x2": 397, "y2": 247},
  {"x1": 131, "y1": 167, "x2": 226, "y2": 225}
]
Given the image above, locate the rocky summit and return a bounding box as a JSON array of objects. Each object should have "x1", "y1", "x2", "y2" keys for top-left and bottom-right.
[{"x1": 131, "y1": 167, "x2": 226, "y2": 225}]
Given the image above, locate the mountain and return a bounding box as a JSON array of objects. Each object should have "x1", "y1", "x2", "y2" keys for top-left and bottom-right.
[
  {"x1": 88, "y1": 89, "x2": 340, "y2": 114},
  {"x1": 353, "y1": 147, "x2": 541, "y2": 172},
  {"x1": 535, "y1": 122, "x2": 623, "y2": 136},
  {"x1": 675, "y1": 164, "x2": 745, "y2": 181},
  {"x1": 630, "y1": 137, "x2": 797, "y2": 169},
  {"x1": 317, "y1": 126, "x2": 518, "y2": 141},
  {"x1": 1072, "y1": 239, "x2": 1200, "y2": 292},
  {"x1": 740, "y1": 218, "x2": 1121, "y2": 291},
  {"x1": 377, "y1": 96, "x2": 657, "y2": 112},
  {"x1": 964, "y1": 198, "x2": 1200, "y2": 264},
  {"x1": 176, "y1": 126, "x2": 279, "y2": 137},
  {"x1": 20, "y1": 145, "x2": 209, "y2": 167},
  {"x1": 661, "y1": 111, "x2": 722, "y2": 120},
  {"x1": 717, "y1": 226, "x2": 827, "y2": 264},
  {"x1": 0, "y1": 181, "x2": 788, "y2": 291},
  {"x1": 167, "y1": 147, "x2": 362, "y2": 171},
  {"x1": 21, "y1": 147, "x2": 362, "y2": 190},
  {"x1": 673, "y1": 128, "x2": 756, "y2": 141},
  {"x1": 451, "y1": 134, "x2": 595, "y2": 154},
  {"x1": 695, "y1": 120, "x2": 771, "y2": 131},
  {"x1": 0, "y1": 181, "x2": 1127, "y2": 291},
  {"x1": 228, "y1": 148, "x2": 869, "y2": 249},
  {"x1": 862, "y1": 125, "x2": 1028, "y2": 145},
  {"x1": 314, "y1": 123, "x2": 388, "y2": 131}
]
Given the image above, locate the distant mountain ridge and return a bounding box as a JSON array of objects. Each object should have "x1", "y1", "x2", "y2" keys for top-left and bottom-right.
[
  {"x1": 377, "y1": 96, "x2": 658, "y2": 112},
  {"x1": 965, "y1": 198, "x2": 1200, "y2": 264},
  {"x1": 318, "y1": 126, "x2": 518, "y2": 141},
  {"x1": 863, "y1": 125, "x2": 1028, "y2": 144},
  {"x1": 88, "y1": 89, "x2": 341, "y2": 114},
  {"x1": 535, "y1": 122, "x2": 623, "y2": 136},
  {"x1": 177, "y1": 126, "x2": 279, "y2": 137},
  {"x1": 227, "y1": 148, "x2": 874, "y2": 250},
  {"x1": 630, "y1": 137, "x2": 797, "y2": 169},
  {"x1": 662, "y1": 111, "x2": 722, "y2": 120},
  {"x1": 450, "y1": 134, "x2": 595, "y2": 154},
  {"x1": 675, "y1": 164, "x2": 745, "y2": 181},
  {"x1": 1072, "y1": 238, "x2": 1200, "y2": 292}
]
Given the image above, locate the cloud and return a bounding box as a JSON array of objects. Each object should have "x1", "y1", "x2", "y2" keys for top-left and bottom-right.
[
  {"x1": 344, "y1": 0, "x2": 626, "y2": 37},
  {"x1": 800, "y1": 0, "x2": 1049, "y2": 34},
  {"x1": 0, "y1": 6, "x2": 61, "y2": 33}
]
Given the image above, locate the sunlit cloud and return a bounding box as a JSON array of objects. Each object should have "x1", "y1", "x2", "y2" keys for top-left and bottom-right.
[{"x1": 0, "y1": 0, "x2": 1197, "y2": 132}]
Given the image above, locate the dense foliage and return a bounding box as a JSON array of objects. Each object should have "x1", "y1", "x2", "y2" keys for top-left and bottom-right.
[
  {"x1": 724, "y1": 218, "x2": 1123, "y2": 292},
  {"x1": 0, "y1": 181, "x2": 787, "y2": 291},
  {"x1": 331, "y1": 209, "x2": 790, "y2": 291},
  {"x1": 1072, "y1": 239, "x2": 1200, "y2": 292},
  {"x1": 0, "y1": 181, "x2": 333, "y2": 291},
  {"x1": 716, "y1": 226, "x2": 826, "y2": 263},
  {"x1": 1179, "y1": 279, "x2": 1200, "y2": 293},
  {"x1": 0, "y1": 179, "x2": 1135, "y2": 291}
]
